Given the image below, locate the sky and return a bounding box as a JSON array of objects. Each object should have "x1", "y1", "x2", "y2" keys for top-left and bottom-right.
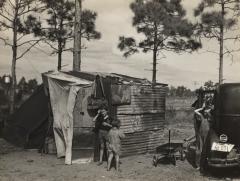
[{"x1": 0, "y1": 0, "x2": 239, "y2": 89}]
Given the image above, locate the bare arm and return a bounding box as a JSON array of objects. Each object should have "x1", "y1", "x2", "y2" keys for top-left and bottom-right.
[
  {"x1": 194, "y1": 108, "x2": 203, "y2": 116},
  {"x1": 194, "y1": 108, "x2": 205, "y2": 121},
  {"x1": 194, "y1": 102, "x2": 206, "y2": 116},
  {"x1": 119, "y1": 130, "x2": 125, "y2": 139},
  {"x1": 93, "y1": 109, "x2": 103, "y2": 122},
  {"x1": 93, "y1": 113, "x2": 100, "y2": 122},
  {"x1": 102, "y1": 121, "x2": 112, "y2": 128}
]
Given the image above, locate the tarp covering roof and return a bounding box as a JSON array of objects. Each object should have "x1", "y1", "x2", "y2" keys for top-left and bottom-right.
[
  {"x1": 43, "y1": 71, "x2": 92, "y2": 85},
  {"x1": 65, "y1": 71, "x2": 167, "y2": 86},
  {"x1": 43, "y1": 70, "x2": 167, "y2": 87}
]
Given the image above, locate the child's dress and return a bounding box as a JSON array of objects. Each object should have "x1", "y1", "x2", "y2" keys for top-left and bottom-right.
[{"x1": 108, "y1": 128, "x2": 125, "y2": 155}]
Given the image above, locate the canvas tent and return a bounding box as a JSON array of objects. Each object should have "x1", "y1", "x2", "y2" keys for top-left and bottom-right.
[
  {"x1": 41, "y1": 71, "x2": 91, "y2": 164},
  {"x1": 3, "y1": 85, "x2": 50, "y2": 149}
]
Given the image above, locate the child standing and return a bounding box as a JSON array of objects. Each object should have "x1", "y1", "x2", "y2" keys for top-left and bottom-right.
[
  {"x1": 107, "y1": 119, "x2": 125, "y2": 171},
  {"x1": 93, "y1": 107, "x2": 112, "y2": 165}
]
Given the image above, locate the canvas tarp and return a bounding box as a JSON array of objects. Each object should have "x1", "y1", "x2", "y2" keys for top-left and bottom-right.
[
  {"x1": 48, "y1": 78, "x2": 80, "y2": 165},
  {"x1": 3, "y1": 85, "x2": 49, "y2": 149},
  {"x1": 111, "y1": 84, "x2": 131, "y2": 105}
]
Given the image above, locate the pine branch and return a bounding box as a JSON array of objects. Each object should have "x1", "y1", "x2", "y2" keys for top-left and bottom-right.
[
  {"x1": 223, "y1": 45, "x2": 240, "y2": 63},
  {"x1": 1, "y1": 5, "x2": 14, "y2": 18},
  {"x1": 18, "y1": 5, "x2": 46, "y2": 16},
  {"x1": 203, "y1": 32, "x2": 220, "y2": 39},
  {"x1": 161, "y1": 45, "x2": 194, "y2": 53},
  {"x1": 62, "y1": 48, "x2": 73, "y2": 52},
  {"x1": 223, "y1": 35, "x2": 240, "y2": 41},
  {"x1": 0, "y1": 36, "x2": 13, "y2": 46},
  {"x1": 205, "y1": 50, "x2": 219, "y2": 55},
  {"x1": 224, "y1": 6, "x2": 237, "y2": 10},
  {"x1": 16, "y1": 40, "x2": 41, "y2": 60},
  {"x1": 18, "y1": 3, "x2": 27, "y2": 15},
  {"x1": 17, "y1": 34, "x2": 26, "y2": 42},
  {"x1": 224, "y1": 0, "x2": 239, "y2": 4},
  {"x1": 0, "y1": 21, "x2": 13, "y2": 29},
  {"x1": 156, "y1": 36, "x2": 169, "y2": 47},
  {"x1": 18, "y1": 39, "x2": 44, "y2": 47},
  {"x1": 8, "y1": 0, "x2": 15, "y2": 8},
  {"x1": 223, "y1": 46, "x2": 240, "y2": 55},
  {"x1": 44, "y1": 40, "x2": 58, "y2": 51},
  {"x1": 0, "y1": 12, "x2": 13, "y2": 23}
]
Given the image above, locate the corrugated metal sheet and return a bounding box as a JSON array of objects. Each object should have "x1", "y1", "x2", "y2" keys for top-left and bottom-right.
[
  {"x1": 117, "y1": 85, "x2": 166, "y2": 114},
  {"x1": 118, "y1": 113, "x2": 165, "y2": 133},
  {"x1": 121, "y1": 130, "x2": 165, "y2": 156},
  {"x1": 117, "y1": 85, "x2": 167, "y2": 156}
]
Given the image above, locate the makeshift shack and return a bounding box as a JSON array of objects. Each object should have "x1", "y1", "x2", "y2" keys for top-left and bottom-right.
[{"x1": 42, "y1": 70, "x2": 167, "y2": 164}]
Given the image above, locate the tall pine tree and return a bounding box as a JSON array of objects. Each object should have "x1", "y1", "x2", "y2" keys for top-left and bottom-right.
[
  {"x1": 118, "y1": 0, "x2": 201, "y2": 85},
  {"x1": 0, "y1": 0, "x2": 44, "y2": 113},
  {"x1": 195, "y1": 0, "x2": 240, "y2": 84},
  {"x1": 41, "y1": 0, "x2": 101, "y2": 70}
]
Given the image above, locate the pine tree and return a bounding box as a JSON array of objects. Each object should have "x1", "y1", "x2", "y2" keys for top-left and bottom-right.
[
  {"x1": 0, "y1": 0, "x2": 44, "y2": 113},
  {"x1": 118, "y1": 0, "x2": 201, "y2": 85},
  {"x1": 41, "y1": 0, "x2": 101, "y2": 70},
  {"x1": 194, "y1": 0, "x2": 240, "y2": 84}
]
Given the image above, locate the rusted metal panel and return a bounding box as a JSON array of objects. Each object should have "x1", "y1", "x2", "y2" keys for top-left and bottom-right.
[
  {"x1": 121, "y1": 130, "x2": 165, "y2": 156},
  {"x1": 117, "y1": 85, "x2": 166, "y2": 133},
  {"x1": 118, "y1": 113, "x2": 165, "y2": 133},
  {"x1": 117, "y1": 85, "x2": 167, "y2": 157},
  {"x1": 117, "y1": 85, "x2": 167, "y2": 114}
]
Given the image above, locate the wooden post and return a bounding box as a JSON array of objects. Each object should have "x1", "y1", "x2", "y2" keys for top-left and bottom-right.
[{"x1": 73, "y1": 0, "x2": 82, "y2": 71}]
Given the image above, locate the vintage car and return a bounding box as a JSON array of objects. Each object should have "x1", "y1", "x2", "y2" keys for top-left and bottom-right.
[
  {"x1": 206, "y1": 83, "x2": 240, "y2": 168},
  {"x1": 197, "y1": 83, "x2": 240, "y2": 169}
]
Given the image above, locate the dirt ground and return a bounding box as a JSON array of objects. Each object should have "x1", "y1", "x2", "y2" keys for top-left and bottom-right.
[
  {"x1": 0, "y1": 142, "x2": 204, "y2": 181},
  {"x1": 1, "y1": 119, "x2": 240, "y2": 181}
]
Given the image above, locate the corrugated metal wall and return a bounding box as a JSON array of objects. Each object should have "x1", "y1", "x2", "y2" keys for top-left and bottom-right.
[{"x1": 117, "y1": 85, "x2": 167, "y2": 156}]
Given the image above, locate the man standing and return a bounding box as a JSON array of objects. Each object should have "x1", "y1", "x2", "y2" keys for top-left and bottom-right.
[{"x1": 194, "y1": 97, "x2": 213, "y2": 173}]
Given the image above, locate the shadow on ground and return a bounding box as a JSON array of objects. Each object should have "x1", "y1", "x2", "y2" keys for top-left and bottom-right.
[{"x1": 204, "y1": 167, "x2": 240, "y2": 180}]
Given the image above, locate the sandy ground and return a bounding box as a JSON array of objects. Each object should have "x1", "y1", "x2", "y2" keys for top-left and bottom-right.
[
  {"x1": 1, "y1": 121, "x2": 240, "y2": 181},
  {"x1": 0, "y1": 150, "x2": 205, "y2": 181}
]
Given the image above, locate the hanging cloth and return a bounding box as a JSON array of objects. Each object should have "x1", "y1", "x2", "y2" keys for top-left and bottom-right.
[{"x1": 87, "y1": 76, "x2": 108, "y2": 110}]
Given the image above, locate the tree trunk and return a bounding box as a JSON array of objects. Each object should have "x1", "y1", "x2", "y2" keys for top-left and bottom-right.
[
  {"x1": 10, "y1": 42, "x2": 17, "y2": 114},
  {"x1": 73, "y1": 0, "x2": 82, "y2": 71},
  {"x1": 219, "y1": 2, "x2": 224, "y2": 84},
  {"x1": 57, "y1": 44, "x2": 62, "y2": 71},
  {"x1": 58, "y1": 50, "x2": 62, "y2": 71},
  {"x1": 152, "y1": 49, "x2": 157, "y2": 85},
  {"x1": 9, "y1": 0, "x2": 18, "y2": 114},
  {"x1": 152, "y1": 23, "x2": 158, "y2": 85}
]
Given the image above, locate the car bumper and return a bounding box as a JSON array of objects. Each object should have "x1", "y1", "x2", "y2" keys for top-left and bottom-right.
[{"x1": 208, "y1": 157, "x2": 240, "y2": 168}]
